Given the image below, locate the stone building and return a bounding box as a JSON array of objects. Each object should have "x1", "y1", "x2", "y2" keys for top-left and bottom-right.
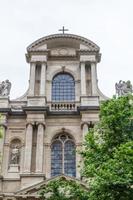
[{"x1": 0, "y1": 32, "x2": 107, "y2": 199}]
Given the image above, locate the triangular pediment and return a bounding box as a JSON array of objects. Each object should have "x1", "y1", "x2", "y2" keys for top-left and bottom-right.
[{"x1": 15, "y1": 175, "x2": 87, "y2": 198}]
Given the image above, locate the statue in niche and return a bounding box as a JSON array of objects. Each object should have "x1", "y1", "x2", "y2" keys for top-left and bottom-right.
[
  {"x1": 0, "y1": 79, "x2": 11, "y2": 96},
  {"x1": 115, "y1": 80, "x2": 133, "y2": 97},
  {"x1": 10, "y1": 145, "x2": 20, "y2": 165}
]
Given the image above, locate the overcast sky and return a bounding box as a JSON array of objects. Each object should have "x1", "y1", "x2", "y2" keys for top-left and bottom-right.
[{"x1": 0, "y1": 0, "x2": 133, "y2": 99}]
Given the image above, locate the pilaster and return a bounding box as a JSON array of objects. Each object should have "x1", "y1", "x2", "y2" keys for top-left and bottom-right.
[
  {"x1": 40, "y1": 62, "x2": 46, "y2": 96},
  {"x1": 36, "y1": 123, "x2": 45, "y2": 173},
  {"x1": 23, "y1": 123, "x2": 33, "y2": 173},
  {"x1": 91, "y1": 62, "x2": 98, "y2": 95},
  {"x1": 0, "y1": 114, "x2": 7, "y2": 174},
  {"x1": 80, "y1": 62, "x2": 86, "y2": 96},
  {"x1": 28, "y1": 62, "x2": 36, "y2": 96},
  {"x1": 82, "y1": 123, "x2": 89, "y2": 139}
]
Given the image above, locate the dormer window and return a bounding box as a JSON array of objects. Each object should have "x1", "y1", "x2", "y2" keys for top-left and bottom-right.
[{"x1": 52, "y1": 73, "x2": 75, "y2": 102}]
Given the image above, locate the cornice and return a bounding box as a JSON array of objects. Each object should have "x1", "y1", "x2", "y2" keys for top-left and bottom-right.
[{"x1": 27, "y1": 33, "x2": 100, "y2": 52}]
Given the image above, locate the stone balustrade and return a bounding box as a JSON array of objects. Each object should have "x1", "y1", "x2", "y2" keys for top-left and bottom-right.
[{"x1": 50, "y1": 102, "x2": 77, "y2": 111}]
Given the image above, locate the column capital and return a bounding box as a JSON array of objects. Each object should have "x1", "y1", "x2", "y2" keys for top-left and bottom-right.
[
  {"x1": 36, "y1": 122, "x2": 46, "y2": 129},
  {"x1": 80, "y1": 55, "x2": 96, "y2": 62},
  {"x1": 41, "y1": 61, "x2": 47, "y2": 65},
  {"x1": 80, "y1": 61, "x2": 86, "y2": 66},
  {"x1": 26, "y1": 122, "x2": 34, "y2": 128},
  {"x1": 81, "y1": 121, "x2": 94, "y2": 130}
]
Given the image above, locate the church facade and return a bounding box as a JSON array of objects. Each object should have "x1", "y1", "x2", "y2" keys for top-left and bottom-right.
[{"x1": 0, "y1": 33, "x2": 107, "y2": 199}]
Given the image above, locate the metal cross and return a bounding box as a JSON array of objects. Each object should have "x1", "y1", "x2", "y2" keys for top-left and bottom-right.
[{"x1": 58, "y1": 26, "x2": 69, "y2": 34}]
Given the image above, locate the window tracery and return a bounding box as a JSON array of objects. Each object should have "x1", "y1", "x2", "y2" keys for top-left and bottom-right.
[{"x1": 51, "y1": 134, "x2": 76, "y2": 177}]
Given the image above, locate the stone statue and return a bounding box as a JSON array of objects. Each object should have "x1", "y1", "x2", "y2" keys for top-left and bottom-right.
[
  {"x1": 115, "y1": 80, "x2": 133, "y2": 96},
  {"x1": 10, "y1": 145, "x2": 20, "y2": 165},
  {"x1": 0, "y1": 79, "x2": 11, "y2": 96}
]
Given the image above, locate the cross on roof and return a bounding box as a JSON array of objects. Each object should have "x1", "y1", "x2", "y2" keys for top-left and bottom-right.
[{"x1": 58, "y1": 26, "x2": 69, "y2": 34}]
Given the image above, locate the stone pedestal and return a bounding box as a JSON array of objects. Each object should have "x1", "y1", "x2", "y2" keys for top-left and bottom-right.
[
  {"x1": 0, "y1": 96, "x2": 9, "y2": 108},
  {"x1": 27, "y1": 96, "x2": 46, "y2": 106},
  {"x1": 8, "y1": 164, "x2": 19, "y2": 173},
  {"x1": 80, "y1": 96, "x2": 99, "y2": 106}
]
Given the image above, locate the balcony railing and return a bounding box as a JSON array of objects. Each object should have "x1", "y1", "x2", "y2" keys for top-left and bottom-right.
[{"x1": 48, "y1": 101, "x2": 79, "y2": 111}]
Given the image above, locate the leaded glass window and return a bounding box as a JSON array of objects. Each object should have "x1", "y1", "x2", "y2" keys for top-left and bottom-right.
[
  {"x1": 51, "y1": 134, "x2": 76, "y2": 177},
  {"x1": 52, "y1": 73, "x2": 75, "y2": 101}
]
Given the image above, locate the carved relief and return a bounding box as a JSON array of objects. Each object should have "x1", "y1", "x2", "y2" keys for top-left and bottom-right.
[{"x1": 50, "y1": 48, "x2": 76, "y2": 56}]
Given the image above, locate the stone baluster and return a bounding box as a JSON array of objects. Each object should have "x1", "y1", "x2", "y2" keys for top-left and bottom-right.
[
  {"x1": 91, "y1": 62, "x2": 98, "y2": 95},
  {"x1": 23, "y1": 123, "x2": 33, "y2": 173},
  {"x1": 80, "y1": 62, "x2": 86, "y2": 96},
  {"x1": 28, "y1": 62, "x2": 36, "y2": 96},
  {"x1": 36, "y1": 123, "x2": 44, "y2": 173},
  {"x1": 40, "y1": 62, "x2": 46, "y2": 96}
]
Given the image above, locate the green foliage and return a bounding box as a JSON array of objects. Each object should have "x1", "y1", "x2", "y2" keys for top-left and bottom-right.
[
  {"x1": 39, "y1": 177, "x2": 89, "y2": 200},
  {"x1": 82, "y1": 95, "x2": 133, "y2": 199}
]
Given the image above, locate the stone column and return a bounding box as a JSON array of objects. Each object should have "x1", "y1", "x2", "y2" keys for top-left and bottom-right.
[
  {"x1": 82, "y1": 123, "x2": 88, "y2": 140},
  {"x1": 28, "y1": 62, "x2": 36, "y2": 96},
  {"x1": 40, "y1": 62, "x2": 46, "y2": 96},
  {"x1": 0, "y1": 124, "x2": 6, "y2": 173},
  {"x1": 76, "y1": 144, "x2": 82, "y2": 179},
  {"x1": 45, "y1": 143, "x2": 51, "y2": 179},
  {"x1": 91, "y1": 62, "x2": 98, "y2": 95},
  {"x1": 36, "y1": 123, "x2": 44, "y2": 173},
  {"x1": 23, "y1": 123, "x2": 33, "y2": 173},
  {"x1": 80, "y1": 62, "x2": 86, "y2": 96}
]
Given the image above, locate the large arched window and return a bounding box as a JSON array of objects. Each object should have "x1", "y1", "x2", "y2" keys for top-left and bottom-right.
[
  {"x1": 52, "y1": 73, "x2": 75, "y2": 101},
  {"x1": 51, "y1": 134, "x2": 76, "y2": 177}
]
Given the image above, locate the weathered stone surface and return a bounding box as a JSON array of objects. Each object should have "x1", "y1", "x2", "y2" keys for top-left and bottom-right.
[{"x1": 0, "y1": 33, "x2": 107, "y2": 199}]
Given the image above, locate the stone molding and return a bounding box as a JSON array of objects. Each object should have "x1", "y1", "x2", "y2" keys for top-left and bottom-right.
[
  {"x1": 47, "y1": 67, "x2": 78, "y2": 81},
  {"x1": 27, "y1": 33, "x2": 100, "y2": 52}
]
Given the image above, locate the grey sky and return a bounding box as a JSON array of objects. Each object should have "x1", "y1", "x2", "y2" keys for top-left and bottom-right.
[{"x1": 0, "y1": 0, "x2": 132, "y2": 98}]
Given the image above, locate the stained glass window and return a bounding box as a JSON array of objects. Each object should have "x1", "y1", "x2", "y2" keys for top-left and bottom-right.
[
  {"x1": 52, "y1": 73, "x2": 75, "y2": 101},
  {"x1": 51, "y1": 134, "x2": 76, "y2": 177}
]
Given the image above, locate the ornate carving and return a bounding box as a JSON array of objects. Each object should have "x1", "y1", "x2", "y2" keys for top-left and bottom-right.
[
  {"x1": 115, "y1": 80, "x2": 133, "y2": 96},
  {"x1": 0, "y1": 80, "x2": 11, "y2": 96}
]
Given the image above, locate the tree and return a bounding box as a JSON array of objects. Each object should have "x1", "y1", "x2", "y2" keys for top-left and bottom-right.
[
  {"x1": 39, "y1": 177, "x2": 89, "y2": 200},
  {"x1": 82, "y1": 95, "x2": 133, "y2": 200}
]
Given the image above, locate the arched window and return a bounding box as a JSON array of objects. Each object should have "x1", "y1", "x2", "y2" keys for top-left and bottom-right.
[
  {"x1": 52, "y1": 73, "x2": 75, "y2": 101},
  {"x1": 51, "y1": 134, "x2": 76, "y2": 177}
]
